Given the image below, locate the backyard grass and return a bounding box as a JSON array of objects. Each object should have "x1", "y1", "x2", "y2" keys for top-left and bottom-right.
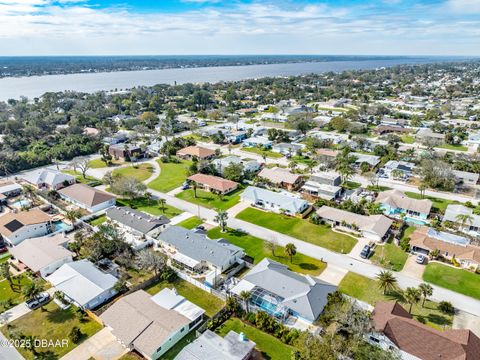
[
  {"x1": 208, "y1": 227, "x2": 327, "y2": 276},
  {"x1": 112, "y1": 163, "x2": 154, "y2": 182},
  {"x1": 370, "y1": 243, "x2": 408, "y2": 271},
  {"x1": 339, "y1": 272, "x2": 453, "y2": 330},
  {"x1": 116, "y1": 197, "x2": 182, "y2": 218},
  {"x1": 423, "y1": 263, "x2": 480, "y2": 300},
  {"x1": 437, "y1": 143, "x2": 468, "y2": 152},
  {"x1": 145, "y1": 276, "x2": 224, "y2": 317},
  {"x1": 87, "y1": 214, "x2": 107, "y2": 226},
  {"x1": 292, "y1": 155, "x2": 316, "y2": 166},
  {"x1": 177, "y1": 216, "x2": 203, "y2": 229},
  {"x1": 400, "y1": 225, "x2": 416, "y2": 241},
  {"x1": 161, "y1": 330, "x2": 198, "y2": 360},
  {"x1": 216, "y1": 318, "x2": 294, "y2": 360},
  {"x1": 236, "y1": 208, "x2": 357, "y2": 253},
  {"x1": 148, "y1": 159, "x2": 192, "y2": 193},
  {"x1": 242, "y1": 147, "x2": 283, "y2": 159},
  {"x1": 176, "y1": 187, "x2": 243, "y2": 211},
  {"x1": 404, "y1": 191, "x2": 461, "y2": 213},
  {"x1": 343, "y1": 181, "x2": 362, "y2": 190},
  {"x1": 401, "y1": 135, "x2": 415, "y2": 144},
  {"x1": 1, "y1": 302, "x2": 103, "y2": 359},
  {"x1": 0, "y1": 273, "x2": 34, "y2": 309}
]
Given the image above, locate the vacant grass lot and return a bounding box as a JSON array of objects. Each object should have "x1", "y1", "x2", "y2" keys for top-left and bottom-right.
[
  {"x1": 0, "y1": 274, "x2": 34, "y2": 309},
  {"x1": 404, "y1": 191, "x2": 461, "y2": 213},
  {"x1": 145, "y1": 276, "x2": 224, "y2": 317},
  {"x1": 370, "y1": 243, "x2": 408, "y2": 271},
  {"x1": 339, "y1": 272, "x2": 453, "y2": 330},
  {"x1": 1, "y1": 302, "x2": 102, "y2": 359},
  {"x1": 176, "y1": 187, "x2": 243, "y2": 210},
  {"x1": 423, "y1": 263, "x2": 480, "y2": 300},
  {"x1": 148, "y1": 159, "x2": 192, "y2": 193},
  {"x1": 236, "y1": 208, "x2": 357, "y2": 253},
  {"x1": 242, "y1": 147, "x2": 283, "y2": 159},
  {"x1": 216, "y1": 318, "x2": 294, "y2": 360},
  {"x1": 177, "y1": 216, "x2": 203, "y2": 229},
  {"x1": 112, "y1": 163, "x2": 154, "y2": 182},
  {"x1": 116, "y1": 197, "x2": 182, "y2": 218},
  {"x1": 208, "y1": 227, "x2": 326, "y2": 276}
]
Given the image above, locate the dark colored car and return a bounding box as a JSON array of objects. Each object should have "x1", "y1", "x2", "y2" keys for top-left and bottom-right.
[
  {"x1": 26, "y1": 292, "x2": 51, "y2": 310},
  {"x1": 360, "y1": 245, "x2": 372, "y2": 259}
]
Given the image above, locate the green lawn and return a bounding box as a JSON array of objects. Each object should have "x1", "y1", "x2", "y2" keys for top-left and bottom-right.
[
  {"x1": 242, "y1": 147, "x2": 283, "y2": 159},
  {"x1": 116, "y1": 197, "x2": 182, "y2": 218},
  {"x1": 339, "y1": 272, "x2": 453, "y2": 330},
  {"x1": 437, "y1": 143, "x2": 468, "y2": 152},
  {"x1": 0, "y1": 274, "x2": 34, "y2": 310},
  {"x1": 401, "y1": 135, "x2": 415, "y2": 144},
  {"x1": 1, "y1": 302, "x2": 103, "y2": 359},
  {"x1": 148, "y1": 159, "x2": 192, "y2": 193},
  {"x1": 145, "y1": 276, "x2": 224, "y2": 317},
  {"x1": 161, "y1": 330, "x2": 198, "y2": 360},
  {"x1": 88, "y1": 158, "x2": 124, "y2": 169},
  {"x1": 366, "y1": 185, "x2": 393, "y2": 192},
  {"x1": 343, "y1": 181, "x2": 361, "y2": 190},
  {"x1": 87, "y1": 214, "x2": 107, "y2": 226},
  {"x1": 236, "y1": 208, "x2": 357, "y2": 253},
  {"x1": 176, "y1": 187, "x2": 243, "y2": 210},
  {"x1": 62, "y1": 170, "x2": 101, "y2": 184},
  {"x1": 404, "y1": 191, "x2": 461, "y2": 213},
  {"x1": 177, "y1": 216, "x2": 203, "y2": 229},
  {"x1": 208, "y1": 227, "x2": 326, "y2": 276},
  {"x1": 423, "y1": 263, "x2": 480, "y2": 300},
  {"x1": 216, "y1": 318, "x2": 294, "y2": 360},
  {"x1": 292, "y1": 155, "x2": 316, "y2": 166},
  {"x1": 112, "y1": 163, "x2": 154, "y2": 182},
  {"x1": 400, "y1": 225, "x2": 416, "y2": 241},
  {"x1": 370, "y1": 243, "x2": 408, "y2": 271}
]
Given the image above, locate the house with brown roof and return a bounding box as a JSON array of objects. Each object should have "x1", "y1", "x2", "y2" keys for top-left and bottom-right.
[
  {"x1": 188, "y1": 174, "x2": 238, "y2": 195},
  {"x1": 258, "y1": 167, "x2": 303, "y2": 191},
  {"x1": 108, "y1": 143, "x2": 144, "y2": 161},
  {"x1": 409, "y1": 226, "x2": 480, "y2": 270},
  {"x1": 374, "y1": 125, "x2": 412, "y2": 136},
  {"x1": 58, "y1": 184, "x2": 116, "y2": 213},
  {"x1": 376, "y1": 189, "x2": 432, "y2": 224},
  {"x1": 370, "y1": 301, "x2": 480, "y2": 360},
  {"x1": 176, "y1": 145, "x2": 216, "y2": 160},
  {"x1": 101, "y1": 289, "x2": 205, "y2": 360},
  {"x1": 0, "y1": 208, "x2": 52, "y2": 246}
]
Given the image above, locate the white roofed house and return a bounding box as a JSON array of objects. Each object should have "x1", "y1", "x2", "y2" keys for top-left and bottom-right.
[
  {"x1": 443, "y1": 204, "x2": 480, "y2": 237},
  {"x1": 272, "y1": 142, "x2": 304, "y2": 156},
  {"x1": 0, "y1": 208, "x2": 53, "y2": 246},
  {"x1": 452, "y1": 170, "x2": 479, "y2": 187},
  {"x1": 0, "y1": 181, "x2": 22, "y2": 201},
  {"x1": 211, "y1": 156, "x2": 261, "y2": 176},
  {"x1": 301, "y1": 172, "x2": 343, "y2": 201},
  {"x1": 375, "y1": 189, "x2": 432, "y2": 224},
  {"x1": 23, "y1": 169, "x2": 75, "y2": 190},
  {"x1": 58, "y1": 183, "x2": 116, "y2": 213},
  {"x1": 350, "y1": 152, "x2": 381, "y2": 169},
  {"x1": 241, "y1": 186, "x2": 310, "y2": 216}
]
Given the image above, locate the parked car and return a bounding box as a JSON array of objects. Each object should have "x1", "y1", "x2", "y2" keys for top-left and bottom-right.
[
  {"x1": 0, "y1": 246, "x2": 8, "y2": 254},
  {"x1": 360, "y1": 245, "x2": 371, "y2": 259},
  {"x1": 181, "y1": 181, "x2": 190, "y2": 190},
  {"x1": 416, "y1": 254, "x2": 427, "y2": 264},
  {"x1": 26, "y1": 292, "x2": 51, "y2": 310}
]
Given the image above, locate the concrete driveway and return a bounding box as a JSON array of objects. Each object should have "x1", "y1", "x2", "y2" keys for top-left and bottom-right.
[
  {"x1": 317, "y1": 264, "x2": 348, "y2": 285},
  {"x1": 401, "y1": 255, "x2": 426, "y2": 280},
  {"x1": 453, "y1": 310, "x2": 480, "y2": 337},
  {"x1": 61, "y1": 328, "x2": 127, "y2": 360}
]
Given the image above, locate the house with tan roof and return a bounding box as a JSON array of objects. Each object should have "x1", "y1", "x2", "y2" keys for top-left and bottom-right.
[
  {"x1": 258, "y1": 167, "x2": 303, "y2": 191},
  {"x1": 0, "y1": 208, "x2": 52, "y2": 246},
  {"x1": 375, "y1": 189, "x2": 432, "y2": 224},
  {"x1": 101, "y1": 289, "x2": 204, "y2": 360},
  {"x1": 316, "y1": 206, "x2": 393, "y2": 242},
  {"x1": 409, "y1": 226, "x2": 480, "y2": 270},
  {"x1": 370, "y1": 301, "x2": 480, "y2": 360},
  {"x1": 176, "y1": 145, "x2": 216, "y2": 160},
  {"x1": 58, "y1": 183, "x2": 116, "y2": 213},
  {"x1": 188, "y1": 173, "x2": 238, "y2": 195},
  {"x1": 9, "y1": 233, "x2": 74, "y2": 278}
]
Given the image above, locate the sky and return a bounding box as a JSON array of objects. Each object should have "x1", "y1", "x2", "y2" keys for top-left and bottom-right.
[{"x1": 0, "y1": 0, "x2": 479, "y2": 56}]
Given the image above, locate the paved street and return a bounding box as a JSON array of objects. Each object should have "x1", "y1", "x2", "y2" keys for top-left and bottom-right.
[{"x1": 0, "y1": 332, "x2": 23, "y2": 360}]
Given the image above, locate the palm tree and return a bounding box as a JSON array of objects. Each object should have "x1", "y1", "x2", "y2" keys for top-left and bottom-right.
[
  {"x1": 285, "y1": 243, "x2": 297, "y2": 263},
  {"x1": 455, "y1": 213, "x2": 474, "y2": 230},
  {"x1": 22, "y1": 280, "x2": 45, "y2": 301},
  {"x1": 65, "y1": 210, "x2": 80, "y2": 228},
  {"x1": 0, "y1": 263, "x2": 13, "y2": 289},
  {"x1": 418, "y1": 183, "x2": 426, "y2": 199},
  {"x1": 418, "y1": 283, "x2": 433, "y2": 307},
  {"x1": 239, "y1": 290, "x2": 251, "y2": 313},
  {"x1": 376, "y1": 270, "x2": 397, "y2": 295},
  {"x1": 157, "y1": 198, "x2": 167, "y2": 213},
  {"x1": 266, "y1": 240, "x2": 277, "y2": 257},
  {"x1": 214, "y1": 210, "x2": 228, "y2": 233},
  {"x1": 192, "y1": 183, "x2": 197, "y2": 198},
  {"x1": 404, "y1": 287, "x2": 421, "y2": 313},
  {"x1": 22, "y1": 185, "x2": 36, "y2": 204}
]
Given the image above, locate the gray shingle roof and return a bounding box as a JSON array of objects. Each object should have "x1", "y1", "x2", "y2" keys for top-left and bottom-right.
[{"x1": 106, "y1": 206, "x2": 170, "y2": 234}]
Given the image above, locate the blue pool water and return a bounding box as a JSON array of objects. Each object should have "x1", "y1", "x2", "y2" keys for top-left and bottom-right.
[
  {"x1": 53, "y1": 221, "x2": 70, "y2": 232},
  {"x1": 404, "y1": 217, "x2": 427, "y2": 225},
  {"x1": 12, "y1": 199, "x2": 30, "y2": 208}
]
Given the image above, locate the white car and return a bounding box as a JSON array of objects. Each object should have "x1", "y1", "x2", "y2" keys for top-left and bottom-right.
[{"x1": 416, "y1": 254, "x2": 427, "y2": 264}]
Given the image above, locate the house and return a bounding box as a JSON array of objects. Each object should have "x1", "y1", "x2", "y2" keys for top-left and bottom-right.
[
  {"x1": 370, "y1": 301, "x2": 480, "y2": 360},
  {"x1": 309, "y1": 131, "x2": 345, "y2": 145},
  {"x1": 316, "y1": 148, "x2": 339, "y2": 162},
  {"x1": 188, "y1": 174, "x2": 238, "y2": 195},
  {"x1": 271, "y1": 143, "x2": 304, "y2": 156},
  {"x1": 453, "y1": 170, "x2": 479, "y2": 186},
  {"x1": 241, "y1": 186, "x2": 309, "y2": 216},
  {"x1": 310, "y1": 172, "x2": 342, "y2": 187},
  {"x1": 108, "y1": 143, "x2": 144, "y2": 161},
  {"x1": 415, "y1": 128, "x2": 445, "y2": 145},
  {"x1": 23, "y1": 169, "x2": 75, "y2": 190},
  {"x1": 301, "y1": 181, "x2": 342, "y2": 200},
  {"x1": 375, "y1": 190, "x2": 432, "y2": 223},
  {"x1": 316, "y1": 206, "x2": 393, "y2": 242},
  {"x1": 231, "y1": 258, "x2": 337, "y2": 323},
  {"x1": 380, "y1": 161, "x2": 415, "y2": 180},
  {"x1": 410, "y1": 226, "x2": 480, "y2": 270},
  {"x1": 101, "y1": 289, "x2": 204, "y2": 360},
  {"x1": 157, "y1": 226, "x2": 244, "y2": 285},
  {"x1": 350, "y1": 153, "x2": 381, "y2": 168},
  {"x1": 83, "y1": 127, "x2": 100, "y2": 137},
  {"x1": 176, "y1": 146, "x2": 216, "y2": 160},
  {"x1": 443, "y1": 204, "x2": 480, "y2": 237},
  {"x1": 102, "y1": 132, "x2": 128, "y2": 145},
  {"x1": 175, "y1": 329, "x2": 256, "y2": 360},
  {"x1": 58, "y1": 183, "x2": 116, "y2": 213},
  {"x1": 47, "y1": 259, "x2": 118, "y2": 309},
  {"x1": 0, "y1": 181, "x2": 22, "y2": 201},
  {"x1": 9, "y1": 233, "x2": 74, "y2": 278},
  {"x1": 227, "y1": 131, "x2": 248, "y2": 144},
  {"x1": 242, "y1": 137, "x2": 273, "y2": 148},
  {"x1": 374, "y1": 125, "x2": 412, "y2": 136},
  {"x1": 257, "y1": 167, "x2": 303, "y2": 191},
  {"x1": 212, "y1": 156, "x2": 261, "y2": 175},
  {"x1": 0, "y1": 208, "x2": 52, "y2": 246}
]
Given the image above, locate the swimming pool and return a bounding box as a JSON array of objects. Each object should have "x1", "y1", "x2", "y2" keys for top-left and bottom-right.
[
  {"x1": 404, "y1": 217, "x2": 427, "y2": 225},
  {"x1": 11, "y1": 199, "x2": 31, "y2": 209},
  {"x1": 52, "y1": 220, "x2": 71, "y2": 233}
]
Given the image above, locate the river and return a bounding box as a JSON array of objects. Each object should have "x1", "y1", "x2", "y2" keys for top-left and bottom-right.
[{"x1": 0, "y1": 57, "x2": 454, "y2": 101}]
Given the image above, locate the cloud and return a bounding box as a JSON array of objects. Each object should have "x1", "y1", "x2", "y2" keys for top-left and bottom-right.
[{"x1": 446, "y1": 0, "x2": 480, "y2": 13}]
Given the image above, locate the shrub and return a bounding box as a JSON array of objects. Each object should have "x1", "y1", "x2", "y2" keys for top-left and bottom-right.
[
  {"x1": 438, "y1": 301, "x2": 455, "y2": 315},
  {"x1": 69, "y1": 326, "x2": 82, "y2": 344}
]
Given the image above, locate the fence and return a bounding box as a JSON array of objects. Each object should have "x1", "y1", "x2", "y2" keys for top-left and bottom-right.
[{"x1": 174, "y1": 270, "x2": 227, "y2": 301}]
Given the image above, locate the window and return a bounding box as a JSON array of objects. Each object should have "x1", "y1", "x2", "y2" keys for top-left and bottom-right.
[
  {"x1": 369, "y1": 336, "x2": 380, "y2": 343},
  {"x1": 181, "y1": 328, "x2": 185, "y2": 332}
]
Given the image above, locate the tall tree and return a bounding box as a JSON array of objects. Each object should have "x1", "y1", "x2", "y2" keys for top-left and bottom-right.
[
  {"x1": 418, "y1": 283, "x2": 433, "y2": 307},
  {"x1": 285, "y1": 243, "x2": 297, "y2": 263},
  {"x1": 404, "y1": 287, "x2": 421, "y2": 313},
  {"x1": 214, "y1": 210, "x2": 228, "y2": 233},
  {"x1": 376, "y1": 270, "x2": 397, "y2": 295}
]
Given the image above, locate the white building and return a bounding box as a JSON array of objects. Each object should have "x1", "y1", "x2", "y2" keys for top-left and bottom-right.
[
  {"x1": 241, "y1": 186, "x2": 309, "y2": 216},
  {"x1": 0, "y1": 208, "x2": 52, "y2": 246}
]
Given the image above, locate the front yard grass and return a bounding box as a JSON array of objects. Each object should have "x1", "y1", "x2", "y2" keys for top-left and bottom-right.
[
  {"x1": 207, "y1": 227, "x2": 326, "y2": 276},
  {"x1": 236, "y1": 208, "x2": 357, "y2": 253},
  {"x1": 1, "y1": 302, "x2": 103, "y2": 359},
  {"x1": 87, "y1": 214, "x2": 107, "y2": 227},
  {"x1": 215, "y1": 318, "x2": 294, "y2": 360},
  {"x1": 62, "y1": 170, "x2": 101, "y2": 184},
  {"x1": 0, "y1": 273, "x2": 34, "y2": 309},
  {"x1": 242, "y1": 147, "x2": 283, "y2": 159},
  {"x1": 437, "y1": 143, "x2": 468, "y2": 152},
  {"x1": 116, "y1": 197, "x2": 182, "y2": 218},
  {"x1": 175, "y1": 187, "x2": 243, "y2": 210},
  {"x1": 343, "y1": 181, "x2": 361, "y2": 190},
  {"x1": 88, "y1": 158, "x2": 123, "y2": 169},
  {"x1": 370, "y1": 243, "x2": 408, "y2": 271},
  {"x1": 423, "y1": 263, "x2": 480, "y2": 300},
  {"x1": 145, "y1": 276, "x2": 224, "y2": 317},
  {"x1": 339, "y1": 272, "x2": 453, "y2": 330},
  {"x1": 404, "y1": 191, "x2": 461, "y2": 213},
  {"x1": 112, "y1": 163, "x2": 154, "y2": 182},
  {"x1": 148, "y1": 159, "x2": 192, "y2": 193},
  {"x1": 177, "y1": 216, "x2": 203, "y2": 229},
  {"x1": 401, "y1": 135, "x2": 415, "y2": 144}
]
